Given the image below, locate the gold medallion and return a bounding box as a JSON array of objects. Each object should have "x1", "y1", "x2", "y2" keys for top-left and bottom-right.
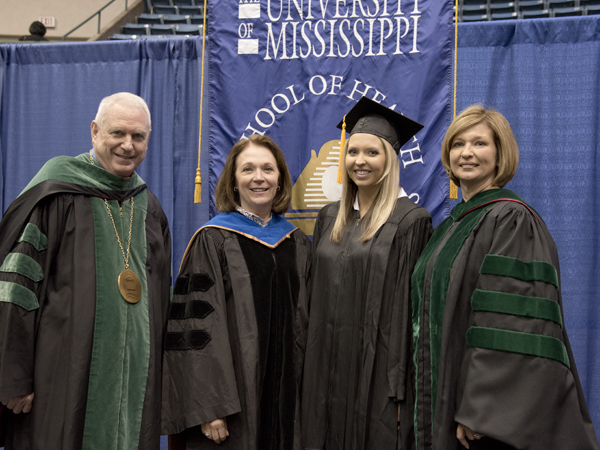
[
  {"x1": 118, "y1": 269, "x2": 142, "y2": 304},
  {"x1": 101, "y1": 195, "x2": 141, "y2": 304}
]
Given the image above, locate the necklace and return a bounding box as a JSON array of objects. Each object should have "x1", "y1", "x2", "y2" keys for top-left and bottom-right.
[{"x1": 90, "y1": 150, "x2": 142, "y2": 304}]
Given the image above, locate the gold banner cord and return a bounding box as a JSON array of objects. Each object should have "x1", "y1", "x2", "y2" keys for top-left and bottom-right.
[
  {"x1": 194, "y1": 0, "x2": 209, "y2": 203},
  {"x1": 450, "y1": 0, "x2": 459, "y2": 200}
]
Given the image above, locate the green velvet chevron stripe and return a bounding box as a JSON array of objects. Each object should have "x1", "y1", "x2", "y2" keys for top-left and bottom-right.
[
  {"x1": 466, "y1": 326, "x2": 569, "y2": 368},
  {"x1": 0, "y1": 281, "x2": 39, "y2": 311},
  {"x1": 0, "y1": 253, "x2": 44, "y2": 282},
  {"x1": 480, "y1": 254, "x2": 558, "y2": 288},
  {"x1": 471, "y1": 289, "x2": 563, "y2": 328},
  {"x1": 17, "y1": 223, "x2": 48, "y2": 251}
]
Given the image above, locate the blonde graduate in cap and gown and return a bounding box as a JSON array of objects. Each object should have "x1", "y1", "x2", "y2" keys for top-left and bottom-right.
[{"x1": 301, "y1": 97, "x2": 433, "y2": 450}]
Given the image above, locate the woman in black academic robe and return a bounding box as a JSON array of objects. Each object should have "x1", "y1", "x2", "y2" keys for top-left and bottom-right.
[
  {"x1": 412, "y1": 105, "x2": 599, "y2": 450},
  {"x1": 162, "y1": 135, "x2": 311, "y2": 450},
  {"x1": 301, "y1": 97, "x2": 433, "y2": 450}
]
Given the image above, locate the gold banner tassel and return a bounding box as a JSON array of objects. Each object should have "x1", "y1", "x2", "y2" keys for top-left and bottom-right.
[
  {"x1": 450, "y1": 180, "x2": 458, "y2": 199},
  {"x1": 194, "y1": 168, "x2": 202, "y2": 203}
]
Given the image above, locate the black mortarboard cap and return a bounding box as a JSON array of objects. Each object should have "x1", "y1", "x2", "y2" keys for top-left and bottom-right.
[{"x1": 336, "y1": 96, "x2": 424, "y2": 154}]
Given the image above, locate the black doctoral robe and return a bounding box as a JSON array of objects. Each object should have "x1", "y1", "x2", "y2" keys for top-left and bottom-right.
[
  {"x1": 0, "y1": 154, "x2": 171, "y2": 450},
  {"x1": 412, "y1": 188, "x2": 599, "y2": 450},
  {"x1": 301, "y1": 197, "x2": 432, "y2": 450},
  {"x1": 162, "y1": 213, "x2": 311, "y2": 450}
]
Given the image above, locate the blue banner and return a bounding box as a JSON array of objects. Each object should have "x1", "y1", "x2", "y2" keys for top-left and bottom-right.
[{"x1": 208, "y1": 0, "x2": 453, "y2": 232}]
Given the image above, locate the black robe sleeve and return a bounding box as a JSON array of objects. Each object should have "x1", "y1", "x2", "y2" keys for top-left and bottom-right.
[
  {"x1": 386, "y1": 211, "x2": 433, "y2": 402},
  {"x1": 453, "y1": 202, "x2": 598, "y2": 449},
  {"x1": 162, "y1": 228, "x2": 242, "y2": 436},
  {"x1": 0, "y1": 195, "x2": 72, "y2": 404}
]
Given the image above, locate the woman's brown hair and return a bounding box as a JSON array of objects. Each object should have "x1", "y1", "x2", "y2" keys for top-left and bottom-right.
[{"x1": 214, "y1": 135, "x2": 293, "y2": 215}]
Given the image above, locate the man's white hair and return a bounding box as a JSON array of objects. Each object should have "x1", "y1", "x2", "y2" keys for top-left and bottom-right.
[{"x1": 94, "y1": 92, "x2": 151, "y2": 130}]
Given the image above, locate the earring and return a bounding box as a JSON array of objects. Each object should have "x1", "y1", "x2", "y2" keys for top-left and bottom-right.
[{"x1": 277, "y1": 186, "x2": 281, "y2": 191}]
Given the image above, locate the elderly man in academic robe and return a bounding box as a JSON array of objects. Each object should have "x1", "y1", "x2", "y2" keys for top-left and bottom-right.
[{"x1": 0, "y1": 92, "x2": 171, "y2": 450}]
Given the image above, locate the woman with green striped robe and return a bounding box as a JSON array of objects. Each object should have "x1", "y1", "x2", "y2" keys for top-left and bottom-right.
[{"x1": 412, "y1": 105, "x2": 598, "y2": 450}]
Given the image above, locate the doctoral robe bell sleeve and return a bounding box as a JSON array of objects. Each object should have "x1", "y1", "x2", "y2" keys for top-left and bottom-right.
[
  {"x1": 0, "y1": 198, "x2": 64, "y2": 404},
  {"x1": 453, "y1": 203, "x2": 597, "y2": 449},
  {"x1": 162, "y1": 230, "x2": 241, "y2": 435}
]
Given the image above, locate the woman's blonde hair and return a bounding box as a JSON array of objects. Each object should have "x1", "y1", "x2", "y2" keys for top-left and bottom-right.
[
  {"x1": 330, "y1": 136, "x2": 400, "y2": 243},
  {"x1": 441, "y1": 104, "x2": 519, "y2": 188}
]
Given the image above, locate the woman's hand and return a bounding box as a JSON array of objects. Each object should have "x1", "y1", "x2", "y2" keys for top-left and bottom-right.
[
  {"x1": 457, "y1": 423, "x2": 484, "y2": 449},
  {"x1": 201, "y1": 417, "x2": 229, "y2": 444},
  {"x1": 1, "y1": 392, "x2": 34, "y2": 414}
]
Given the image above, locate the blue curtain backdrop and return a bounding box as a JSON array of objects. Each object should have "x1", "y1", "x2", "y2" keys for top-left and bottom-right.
[
  {"x1": 0, "y1": 38, "x2": 209, "y2": 275},
  {"x1": 0, "y1": 15, "x2": 599, "y2": 446}
]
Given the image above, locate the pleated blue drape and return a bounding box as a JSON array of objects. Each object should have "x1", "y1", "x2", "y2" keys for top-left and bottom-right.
[{"x1": 0, "y1": 38, "x2": 210, "y2": 273}]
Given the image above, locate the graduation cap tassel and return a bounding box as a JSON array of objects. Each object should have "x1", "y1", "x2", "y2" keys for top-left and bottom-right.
[{"x1": 336, "y1": 116, "x2": 347, "y2": 184}]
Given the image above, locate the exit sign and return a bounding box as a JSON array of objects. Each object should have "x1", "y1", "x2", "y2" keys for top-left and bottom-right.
[{"x1": 39, "y1": 17, "x2": 56, "y2": 28}]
